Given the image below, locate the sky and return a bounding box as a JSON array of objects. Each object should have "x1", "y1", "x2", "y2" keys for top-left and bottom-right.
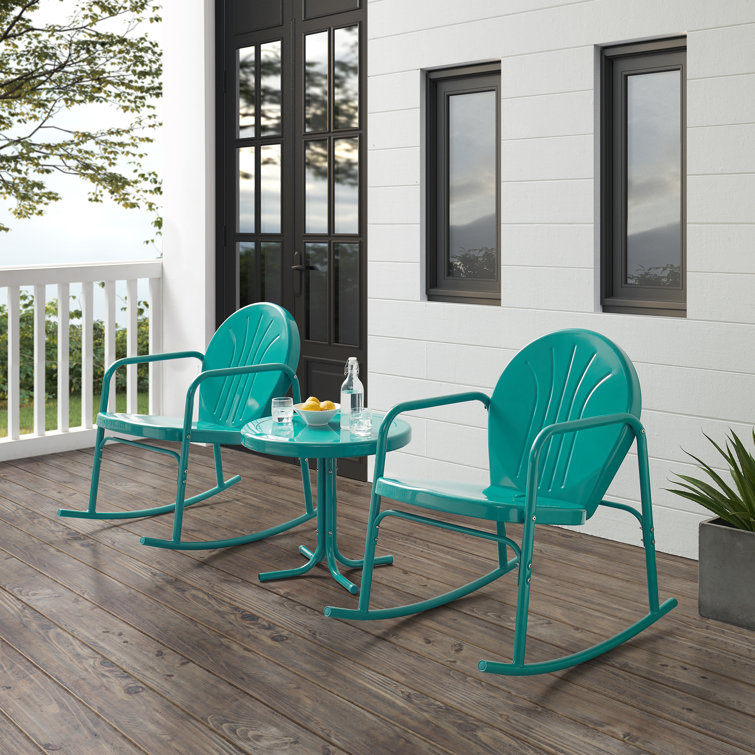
[{"x1": 0, "y1": 0, "x2": 163, "y2": 268}]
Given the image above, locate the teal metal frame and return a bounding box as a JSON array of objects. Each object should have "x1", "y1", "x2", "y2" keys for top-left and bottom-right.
[
  {"x1": 241, "y1": 414, "x2": 412, "y2": 592},
  {"x1": 325, "y1": 330, "x2": 677, "y2": 676},
  {"x1": 58, "y1": 304, "x2": 315, "y2": 550}
]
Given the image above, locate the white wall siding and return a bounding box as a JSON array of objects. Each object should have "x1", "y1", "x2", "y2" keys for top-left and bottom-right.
[{"x1": 367, "y1": 0, "x2": 755, "y2": 559}]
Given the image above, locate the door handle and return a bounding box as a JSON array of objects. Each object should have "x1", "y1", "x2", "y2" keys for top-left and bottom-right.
[{"x1": 290, "y1": 264, "x2": 315, "y2": 271}]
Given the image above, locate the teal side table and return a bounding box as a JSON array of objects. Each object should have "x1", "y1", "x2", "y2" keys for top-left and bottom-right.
[{"x1": 241, "y1": 413, "x2": 411, "y2": 593}]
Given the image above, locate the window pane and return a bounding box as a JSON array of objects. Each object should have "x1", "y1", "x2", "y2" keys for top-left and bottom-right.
[
  {"x1": 334, "y1": 243, "x2": 359, "y2": 346},
  {"x1": 238, "y1": 46, "x2": 255, "y2": 138},
  {"x1": 238, "y1": 242, "x2": 256, "y2": 306},
  {"x1": 626, "y1": 70, "x2": 682, "y2": 288},
  {"x1": 261, "y1": 242, "x2": 282, "y2": 305},
  {"x1": 334, "y1": 25, "x2": 358, "y2": 129},
  {"x1": 304, "y1": 243, "x2": 328, "y2": 342},
  {"x1": 305, "y1": 140, "x2": 328, "y2": 233},
  {"x1": 260, "y1": 40, "x2": 281, "y2": 136},
  {"x1": 334, "y1": 137, "x2": 358, "y2": 233},
  {"x1": 260, "y1": 144, "x2": 281, "y2": 233},
  {"x1": 237, "y1": 147, "x2": 255, "y2": 233},
  {"x1": 305, "y1": 32, "x2": 328, "y2": 132},
  {"x1": 448, "y1": 90, "x2": 497, "y2": 280}
]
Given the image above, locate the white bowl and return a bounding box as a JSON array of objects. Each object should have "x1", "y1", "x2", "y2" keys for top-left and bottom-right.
[{"x1": 293, "y1": 402, "x2": 339, "y2": 427}]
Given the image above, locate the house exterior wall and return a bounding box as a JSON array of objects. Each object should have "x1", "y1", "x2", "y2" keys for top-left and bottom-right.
[
  {"x1": 161, "y1": 0, "x2": 217, "y2": 414},
  {"x1": 366, "y1": 0, "x2": 755, "y2": 559}
]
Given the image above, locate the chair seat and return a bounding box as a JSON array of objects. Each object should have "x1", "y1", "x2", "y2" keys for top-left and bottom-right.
[
  {"x1": 374, "y1": 476, "x2": 587, "y2": 526},
  {"x1": 97, "y1": 412, "x2": 242, "y2": 445}
]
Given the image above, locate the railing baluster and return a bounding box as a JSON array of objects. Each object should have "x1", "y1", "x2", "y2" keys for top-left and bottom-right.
[
  {"x1": 7, "y1": 285, "x2": 21, "y2": 440},
  {"x1": 33, "y1": 284, "x2": 46, "y2": 436},
  {"x1": 148, "y1": 275, "x2": 163, "y2": 415},
  {"x1": 104, "y1": 280, "x2": 116, "y2": 413},
  {"x1": 57, "y1": 282, "x2": 70, "y2": 433},
  {"x1": 126, "y1": 278, "x2": 138, "y2": 413},
  {"x1": 81, "y1": 281, "x2": 94, "y2": 428}
]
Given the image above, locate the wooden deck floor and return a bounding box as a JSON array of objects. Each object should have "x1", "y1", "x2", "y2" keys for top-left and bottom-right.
[{"x1": 0, "y1": 443, "x2": 753, "y2": 754}]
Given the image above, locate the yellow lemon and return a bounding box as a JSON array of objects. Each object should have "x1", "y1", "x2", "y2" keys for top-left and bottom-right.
[
  {"x1": 302, "y1": 399, "x2": 320, "y2": 411},
  {"x1": 320, "y1": 400, "x2": 336, "y2": 411},
  {"x1": 305, "y1": 396, "x2": 320, "y2": 405}
]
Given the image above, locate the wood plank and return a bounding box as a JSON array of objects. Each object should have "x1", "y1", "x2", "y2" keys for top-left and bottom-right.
[
  {"x1": 0, "y1": 630, "x2": 143, "y2": 753},
  {"x1": 2, "y1": 446, "x2": 754, "y2": 755},
  {"x1": 2, "y1": 471, "x2": 750, "y2": 755},
  {"x1": 0, "y1": 499, "x2": 454, "y2": 755}
]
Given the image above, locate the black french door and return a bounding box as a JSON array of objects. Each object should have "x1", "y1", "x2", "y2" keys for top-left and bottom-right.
[{"x1": 216, "y1": 0, "x2": 367, "y2": 478}]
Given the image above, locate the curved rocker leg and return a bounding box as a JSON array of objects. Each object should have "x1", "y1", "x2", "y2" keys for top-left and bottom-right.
[
  {"x1": 142, "y1": 444, "x2": 316, "y2": 550},
  {"x1": 478, "y1": 597, "x2": 678, "y2": 676}
]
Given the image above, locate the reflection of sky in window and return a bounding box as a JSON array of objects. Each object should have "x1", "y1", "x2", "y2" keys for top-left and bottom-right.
[
  {"x1": 449, "y1": 90, "x2": 497, "y2": 257},
  {"x1": 626, "y1": 70, "x2": 681, "y2": 278}
]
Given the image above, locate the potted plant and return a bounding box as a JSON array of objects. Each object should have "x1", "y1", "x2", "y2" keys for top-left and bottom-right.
[{"x1": 669, "y1": 428, "x2": 755, "y2": 630}]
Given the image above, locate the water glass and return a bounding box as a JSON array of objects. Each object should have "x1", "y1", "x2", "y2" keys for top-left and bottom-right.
[
  {"x1": 271, "y1": 397, "x2": 293, "y2": 425},
  {"x1": 351, "y1": 407, "x2": 373, "y2": 437}
]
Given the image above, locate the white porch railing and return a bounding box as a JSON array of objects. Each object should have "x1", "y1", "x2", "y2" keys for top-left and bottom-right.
[{"x1": 1, "y1": 260, "x2": 162, "y2": 462}]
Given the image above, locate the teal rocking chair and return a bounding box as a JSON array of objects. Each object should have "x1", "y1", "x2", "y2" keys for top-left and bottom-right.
[
  {"x1": 326, "y1": 329, "x2": 677, "y2": 675},
  {"x1": 58, "y1": 302, "x2": 315, "y2": 550}
]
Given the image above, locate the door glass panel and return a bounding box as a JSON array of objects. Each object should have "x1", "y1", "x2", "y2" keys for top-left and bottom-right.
[
  {"x1": 334, "y1": 137, "x2": 358, "y2": 234},
  {"x1": 237, "y1": 147, "x2": 255, "y2": 233},
  {"x1": 626, "y1": 70, "x2": 682, "y2": 288},
  {"x1": 334, "y1": 25, "x2": 358, "y2": 129},
  {"x1": 237, "y1": 46, "x2": 255, "y2": 138},
  {"x1": 238, "y1": 242, "x2": 256, "y2": 306},
  {"x1": 334, "y1": 243, "x2": 358, "y2": 346},
  {"x1": 304, "y1": 243, "x2": 328, "y2": 341},
  {"x1": 260, "y1": 143, "x2": 281, "y2": 233},
  {"x1": 305, "y1": 140, "x2": 328, "y2": 233},
  {"x1": 261, "y1": 241, "x2": 282, "y2": 305},
  {"x1": 447, "y1": 90, "x2": 497, "y2": 280},
  {"x1": 260, "y1": 40, "x2": 282, "y2": 136},
  {"x1": 305, "y1": 31, "x2": 328, "y2": 132}
]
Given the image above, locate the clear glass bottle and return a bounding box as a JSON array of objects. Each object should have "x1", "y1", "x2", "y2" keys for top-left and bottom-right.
[{"x1": 339, "y1": 356, "x2": 364, "y2": 430}]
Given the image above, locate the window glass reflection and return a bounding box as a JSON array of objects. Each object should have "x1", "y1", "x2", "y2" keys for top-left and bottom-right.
[
  {"x1": 304, "y1": 243, "x2": 328, "y2": 342},
  {"x1": 237, "y1": 147, "x2": 255, "y2": 233},
  {"x1": 334, "y1": 26, "x2": 358, "y2": 129},
  {"x1": 260, "y1": 40, "x2": 282, "y2": 136},
  {"x1": 448, "y1": 90, "x2": 497, "y2": 280},
  {"x1": 334, "y1": 243, "x2": 359, "y2": 346},
  {"x1": 260, "y1": 144, "x2": 281, "y2": 233},
  {"x1": 238, "y1": 46, "x2": 255, "y2": 138},
  {"x1": 238, "y1": 242, "x2": 255, "y2": 307},
  {"x1": 305, "y1": 140, "x2": 328, "y2": 233},
  {"x1": 334, "y1": 138, "x2": 358, "y2": 234},
  {"x1": 305, "y1": 32, "x2": 328, "y2": 132},
  {"x1": 626, "y1": 70, "x2": 682, "y2": 288},
  {"x1": 261, "y1": 242, "x2": 282, "y2": 305}
]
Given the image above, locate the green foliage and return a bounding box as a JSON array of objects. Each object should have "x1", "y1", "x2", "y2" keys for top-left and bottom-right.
[
  {"x1": 0, "y1": 0, "x2": 162, "y2": 235},
  {"x1": 669, "y1": 429, "x2": 755, "y2": 532},
  {"x1": 0, "y1": 289, "x2": 150, "y2": 403}
]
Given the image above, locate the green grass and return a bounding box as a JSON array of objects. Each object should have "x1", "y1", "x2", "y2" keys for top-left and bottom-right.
[{"x1": 0, "y1": 392, "x2": 149, "y2": 437}]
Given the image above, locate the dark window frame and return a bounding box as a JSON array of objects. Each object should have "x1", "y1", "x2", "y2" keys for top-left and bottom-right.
[
  {"x1": 601, "y1": 37, "x2": 687, "y2": 317},
  {"x1": 427, "y1": 62, "x2": 501, "y2": 305}
]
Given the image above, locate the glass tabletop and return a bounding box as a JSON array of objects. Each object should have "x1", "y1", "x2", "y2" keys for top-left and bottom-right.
[{"x1": 241, "y1": 412, "x2": 411, "y2": 459}]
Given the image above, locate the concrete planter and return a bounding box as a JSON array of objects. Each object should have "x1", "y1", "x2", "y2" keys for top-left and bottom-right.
[{"x1": 699, "y1": 517, "x2": 755, "y2": 630}]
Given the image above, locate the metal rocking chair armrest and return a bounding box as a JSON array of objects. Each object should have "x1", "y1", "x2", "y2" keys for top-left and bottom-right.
[
  {"x1": 374, "y1": 391, "x2": 491, "y2": 480},
  {"x1": 99, "y1": 350, "x2": 206, "y2": 412},
  {"x1": 523, "y1": 412, "x2": 643, "y2": 517},
  {"x1": 179, "y1": 362, "x2": 302, "y2": 435}
]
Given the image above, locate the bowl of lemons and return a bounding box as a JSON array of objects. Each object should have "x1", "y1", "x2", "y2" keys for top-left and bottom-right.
[{"x1": 293, "y1": 396, "x2": 339, "y2": 427}]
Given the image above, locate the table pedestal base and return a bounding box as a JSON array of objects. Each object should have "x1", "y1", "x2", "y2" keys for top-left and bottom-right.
[{"x1": 258, "y1": 458, "x2": 393, "y2": 593}]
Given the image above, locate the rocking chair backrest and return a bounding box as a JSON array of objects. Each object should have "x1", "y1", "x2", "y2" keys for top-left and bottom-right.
[
  {"x1": 198, "y1": 303, "x2": 300, "y2": 428},
  {"x1": 488, "y1": 329, "x2": 641, "y2": 518}
]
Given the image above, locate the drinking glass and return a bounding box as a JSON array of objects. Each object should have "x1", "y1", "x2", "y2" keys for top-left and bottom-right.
[
  {"x1": 271, "y1": 397, "x2": 294, "y2": 425},
  {"x1": 351, "y1": 407, "x2": 372, "y2": 437}
]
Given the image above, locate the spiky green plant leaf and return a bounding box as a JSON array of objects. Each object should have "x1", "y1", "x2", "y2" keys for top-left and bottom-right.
[{"x1": 668, "y1": 429, "x2": 755, "y2": 532}]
